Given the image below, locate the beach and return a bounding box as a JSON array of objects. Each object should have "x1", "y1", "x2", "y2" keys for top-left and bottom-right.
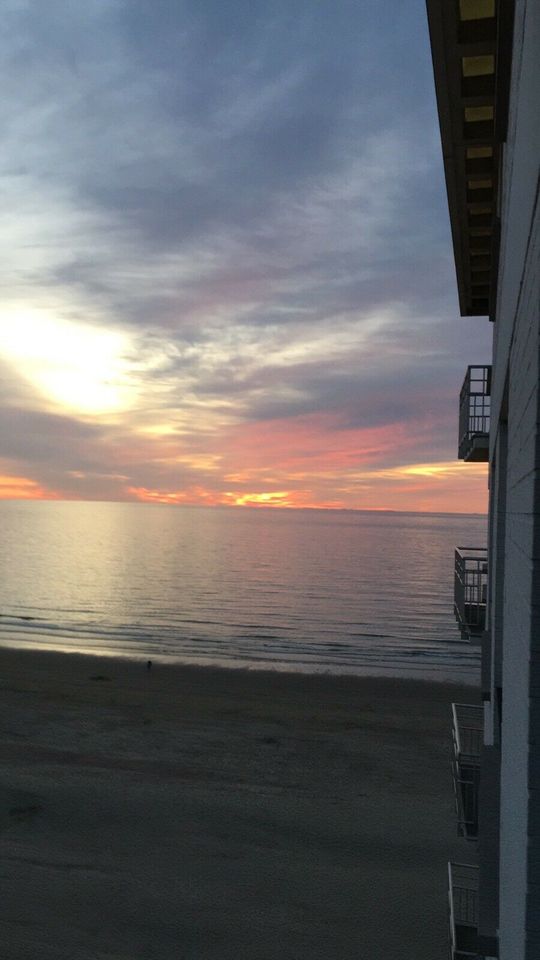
[{"x1": 0, "y1": 648, "x2": 474, "y2": 959}]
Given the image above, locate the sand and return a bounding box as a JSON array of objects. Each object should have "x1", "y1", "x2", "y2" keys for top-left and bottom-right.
[{"x1": 0, "y1": 648, "x2": 476, "y2": 960}]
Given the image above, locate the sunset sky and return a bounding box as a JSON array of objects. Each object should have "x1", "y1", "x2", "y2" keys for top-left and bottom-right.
[{"x1": 0, "y1": 0, "x2": 490, "y2": 513}]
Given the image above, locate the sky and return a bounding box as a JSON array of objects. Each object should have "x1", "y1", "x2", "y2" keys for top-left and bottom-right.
[{"x1": 0, "y1": 0, "x2": 491, "y2": 513}]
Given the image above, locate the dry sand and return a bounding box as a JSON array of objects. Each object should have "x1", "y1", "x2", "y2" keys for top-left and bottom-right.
[{"x1": 0, "y1": 648, "x2": 476, "y2": 960}]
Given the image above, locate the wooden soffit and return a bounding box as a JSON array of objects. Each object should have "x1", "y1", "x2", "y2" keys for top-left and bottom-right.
[{"x1": 426, "y1": 0, "x2": 514, "y2": 318}]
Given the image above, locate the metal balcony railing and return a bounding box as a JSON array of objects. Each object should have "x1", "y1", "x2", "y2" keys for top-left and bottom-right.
[
  {"x1": 452, "y1": 703, "x2": 482, "y2": 840},
  {"x1": 458, "y1": 365, "x2": 491, "y2": 461},
  {"x1": 454, "y1": 547, "x2": 488, "y2": 638},
  {"x1": 448, "y1": 862, "x2": 480, "y2": 959}
]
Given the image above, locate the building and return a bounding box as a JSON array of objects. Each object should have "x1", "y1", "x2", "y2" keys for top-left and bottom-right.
[{"x1": 426, "y1": 1, "x2": 539, "y2": 958}]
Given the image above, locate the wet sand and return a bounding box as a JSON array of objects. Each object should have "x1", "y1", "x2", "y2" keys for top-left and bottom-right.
[{"x1": 0, "y1": 648, "x2": 475, "y2": 959}]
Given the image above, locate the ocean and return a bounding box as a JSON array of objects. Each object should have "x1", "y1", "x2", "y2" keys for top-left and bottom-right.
[{"x1": 0, "y1": 500, "x2": 486, "y2": 682}]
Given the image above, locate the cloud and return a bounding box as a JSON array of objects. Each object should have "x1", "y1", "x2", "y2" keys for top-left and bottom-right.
[
  {"x1": 0, "y1": 472, "x2": 59, "y2": 500},
  {"x1": 0, "y1": 1, "x2": 492, "y2": 512}
]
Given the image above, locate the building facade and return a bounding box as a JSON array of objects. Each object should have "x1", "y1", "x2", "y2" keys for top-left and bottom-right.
[{"x1": 426, "y1": 1, "x2": 539, "y2": 958}]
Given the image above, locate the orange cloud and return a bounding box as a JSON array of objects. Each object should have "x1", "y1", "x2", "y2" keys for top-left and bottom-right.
[
  {"x1": 124, "y1": 456, "x2": 487, "y2": 515},
  {"x1": 127, "y1": 484, "x2": 219, "y2": 505},
  {"x1": 0, "y1": 474, "x2": 59, "y2": 500},
  {"x1": 330, "y1": 460, "x2": 488, "y2": 513},
  {"x1": 221, "y1": 490, "x2": 329, "y2": 508},
  {"x1": 0, "y1": 413, "x2": 488, "y2": 514}
]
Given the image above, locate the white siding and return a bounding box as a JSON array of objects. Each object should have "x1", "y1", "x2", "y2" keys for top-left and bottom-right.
[{"x1": 494, "y1": 0, "x2": 540, "y2": 957}]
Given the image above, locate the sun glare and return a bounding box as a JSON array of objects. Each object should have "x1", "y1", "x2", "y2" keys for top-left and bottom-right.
[
  {"x1": 225, "y1": 491, "x2": 295, "y2": 507},
  {"x1": 0, "y1": 306, "x2": 133, "y2": 415}
]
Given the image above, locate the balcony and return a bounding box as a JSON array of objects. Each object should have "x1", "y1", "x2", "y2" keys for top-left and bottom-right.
[
  {"x1": 448, "y1": 862, "x2": 479, "y2": 959},
  {"x1": 458, "y1": 366, "x2": 491, "y2": 461},
  {"x1": 452, "y1": 703, "x2": 482, "y2": 840},
  {"x1": 454, "y1": 546, "x2": 487, "y2": 638}
]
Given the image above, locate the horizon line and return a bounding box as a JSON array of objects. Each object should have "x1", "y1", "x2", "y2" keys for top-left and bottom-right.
[{"x1": 0, "y1": 496, "x2": 488, "y2": 518}]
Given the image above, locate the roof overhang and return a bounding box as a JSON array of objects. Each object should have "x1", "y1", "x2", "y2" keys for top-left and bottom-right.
[{"x1": 426, "y1": 0, "x2": 514, "y2": 318}]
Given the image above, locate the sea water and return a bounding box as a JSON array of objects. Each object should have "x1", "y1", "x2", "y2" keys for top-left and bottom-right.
[{"x1": 0, "y1": 500, "x2": 486, "y2": 682}]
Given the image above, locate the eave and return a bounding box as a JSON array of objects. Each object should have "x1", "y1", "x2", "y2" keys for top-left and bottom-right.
[{"x1": 426, "y1": 0, "x2": 514, "y2": 318}]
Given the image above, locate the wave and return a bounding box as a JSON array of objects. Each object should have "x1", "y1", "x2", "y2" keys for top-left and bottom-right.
[{"x1": 0, "y1": 613, "x2": 480, "y2": 683}]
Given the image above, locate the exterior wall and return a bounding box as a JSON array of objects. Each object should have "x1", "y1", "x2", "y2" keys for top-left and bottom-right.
[
  {"x1": 478, "y1": 744, "x2": 501, "y2": 954},
  {"x1": 488, "y1": 422, "x2": 507, "y2": 722},
  {"x1": 479, "y1": 427, "x2": 507, "y2": 952},
  {"x1": 490, "y1": 0, "x2": 540, "y2": 431},
  {"x1": 490, "y1": 1, "x2": 540, "y2": 957}
]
